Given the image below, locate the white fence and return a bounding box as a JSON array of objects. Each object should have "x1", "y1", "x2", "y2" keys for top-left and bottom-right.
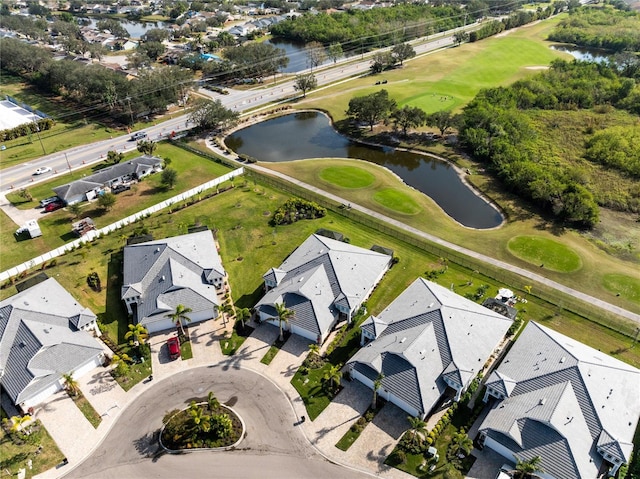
[{"x1": 1, "y1": 168, "x2": 245, "y2": 282}]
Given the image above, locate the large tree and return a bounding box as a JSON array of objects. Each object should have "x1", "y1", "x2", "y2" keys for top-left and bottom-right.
[
  {"x1": 274, "y1": 302, "x2": 294, "y2": 342},
  {"x1": 166, "y1": 304, "x2": 193, "y2": 336},
  {"x1": 189, "y1": 98, "x2": 239, "y2": 132},
  {"x1": 161, "y1": 168, "x2": 178, "y2": 190},
  {"x1": 370, "y1": 51, "x2": 395, "y2": 74},
  {"x1": 346, "y1": 89, "x2": 397, "y2": 131},
  {"x1": 293, "y1": 73, "x2": 317, "y2": 98},
  {"x1": 323, "y1": 364, "x2": 342, "y2": 391},
  {"x1": 391, "y1": 105, "x2": 427, "y2": 136},
  {"x1": 124, "y1": 323, "x2": 149, "y2": 351},
  {"x1": 305, "y1": 41, "x2": 327, "y2": 72},
  {"x1": 426, "y1": 110, "x2": 458, "y2": 136},
  {"x1": 222, "y1": 43, "x2": 288, "y2": 79},
  {"x1": 98, "y1": 192, "x2": 116, "y2": 211},
  {"x1": 391, "y1": 43, "x2": 416, "y2": 66},
  {"x1": 328, "y1": 42, "x2": 343, "y2": 63}
]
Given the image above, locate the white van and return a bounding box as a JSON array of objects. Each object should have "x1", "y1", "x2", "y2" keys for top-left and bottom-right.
[{"x1": 39, "y1": 196, "x2": 60, "y2": 208}]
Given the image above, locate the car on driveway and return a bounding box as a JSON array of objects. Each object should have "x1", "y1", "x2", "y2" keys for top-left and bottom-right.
[
  {"x1": 111, "y1": 184, "x2": 131, "y2": 194},
  {"x1": 167, "y1": 337, "x2": 181, "y2": 360},
  {"x1": 34, "y1": 166, "x2": 52, "y2": 175},
  {"x1": 44, "y1": 201, "x2": 64, "y2": 212}
]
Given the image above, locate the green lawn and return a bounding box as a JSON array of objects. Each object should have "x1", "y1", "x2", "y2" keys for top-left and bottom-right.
[
  {"x1": 602, "y1": 274, "x2": 640, "y2": 304},
  {"x1": 291, "y1": 363, "x2": 336, "y2": 421},
  {"x1": 70, "y1": 392, "x2": 102, "y2": 429},
  {"x1": 373, "y1": 188, "x2": 422, "y2": 215},
  {"x1": 0, "y1": 418, "x2": 65, "y2": 478},
  {"x1": 507, "y1": 235, "x2": 583, "y2": 273},
  {"x1": 220, "y1": 323, "x2": 255, "y2": 355},
  {"x1": 319, "y1": 165, "x2": 376, "y2": 189}
]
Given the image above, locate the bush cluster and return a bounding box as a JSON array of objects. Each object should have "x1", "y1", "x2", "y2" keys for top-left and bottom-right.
[
  {"x1": 0, "y1": 118, "x2": 54, "y2": 142},
  {"x1": 270, "y1": 199, "x2": 327, "y2": 226}
]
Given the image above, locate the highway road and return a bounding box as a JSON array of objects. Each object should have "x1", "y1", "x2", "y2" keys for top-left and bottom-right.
[
  {"x1": 0, "y1": 26, "x2": 463, "y2": 192},
  {"x1": 64, "y1": 366, "x2": 373, "y2": 479}
]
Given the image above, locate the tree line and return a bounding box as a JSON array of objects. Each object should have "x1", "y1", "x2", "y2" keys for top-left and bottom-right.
[
  {"x1": 458, "y1": 60, "x2": 640, "y2": 227},
  {"x1": 548, "y1": 6, "x2": 640, "y2": 53},
  {"x1": 0, "y1": 37, "x2": 192, "y2": 124},
  {"x1": 270, "y1": 4, "x2": 467, "y2": 53}
]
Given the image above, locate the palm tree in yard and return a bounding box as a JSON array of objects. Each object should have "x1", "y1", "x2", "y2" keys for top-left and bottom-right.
[
  {"x1": 10, "y1": 415, "x2": 33, "y2": 433},
  {"x1": 513, "y1": 455, "x2": 544, "y2": 479},
  {"x1": 166, "y1": 304, "x2": 192, "y2": 336},
  {"x1": 448, "y1": 430, "x2": 473, "y2": 464},
  {"x1": 372, "y1": 373, "x2": 384, "y2": 409},
  {"x1": 236, "y1": 307, "x2": 250, "y2": 330},
  {"x1": 124, "y1": 323, "x2": 148, "y2": 350},
  {"x1": 220, "y1": 302, "x2": 235, "y2": 327},
  {"x1": 274, "y1": 302, "x2": 294, "y2": 342},
  {"x1": 323, "y1": 364, "x2": 342, "y2": 391},
  {"x1": 407, "y1": 416, "x2": 428, "y2": 446},
  {"x1": 62, "y1": 372, "x2": 79, "y2": 397},
  {"x1": 308, "y1": 343, "x2": 320, "y2": 357}
]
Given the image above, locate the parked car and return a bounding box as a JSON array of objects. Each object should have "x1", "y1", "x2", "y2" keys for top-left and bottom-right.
[
  {"x1": 495, "y1": 464, "x2": 513, "y2": 479},
  {"x1": 130, "y1": 131, "x2": 148, "y2": 141},
  {"x1": 34, "y1": 166, "x2": 52, "y2": 175},
  {"x1": 39, "y1": 196, "x2": 60, "y2": 208},
  {"x1": 167, "y1": 337, "x2": 181, "y2": 360},
  {"x1": 44, "y1": 201, "x2": 63, "y2": 212},
  {"x1": 111, "y1": 184, "x2": 131, "y2": 194}
]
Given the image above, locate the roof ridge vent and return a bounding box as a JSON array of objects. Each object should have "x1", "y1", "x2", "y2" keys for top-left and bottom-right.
[{"x1": 539, "y1": 397, "x2": 547, "y2": 406}]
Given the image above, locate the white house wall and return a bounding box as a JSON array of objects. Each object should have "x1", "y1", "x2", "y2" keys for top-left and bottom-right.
[
  {"x1": 483, "y1": 436, "x2": 518, "y2": 464},
  {"x1": 22, "y1": 381, "x2": 63, "y2": 410},
  {"x1": 143, "y1": 310, "x2": 213, "y2": 334}
]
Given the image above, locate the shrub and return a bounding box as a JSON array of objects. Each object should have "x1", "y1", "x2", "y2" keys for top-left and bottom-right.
[{"x1": 270, "y1": 198, "x2": 327, "y2": 226}]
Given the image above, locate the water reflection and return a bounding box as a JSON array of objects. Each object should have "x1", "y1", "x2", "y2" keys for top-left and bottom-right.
[
  {"x1": 551, "y1": 44, "x2": 612, "y2": 64},
  {"x1": 226, "y1": 112, "x2": 503, "y2": 229}
]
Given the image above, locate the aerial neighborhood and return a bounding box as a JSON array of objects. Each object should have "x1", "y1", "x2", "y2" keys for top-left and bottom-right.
[{"x1": 1, "y1": 0, "x2": 639, "y2": 478}]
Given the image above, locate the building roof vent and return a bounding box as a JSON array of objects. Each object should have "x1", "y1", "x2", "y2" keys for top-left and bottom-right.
[
  {"x1": 161, "y1": 275, "x2": 165, "y2": 281},
  {"x1": 539, "y1": 397, "x2": 547, "y2": 406},
  {"x1": 560, "y1": 356, "x2": 566, "y2": 363},
  {"x1": 399, "y1": 337, "x2": 406, "y2": 343}
]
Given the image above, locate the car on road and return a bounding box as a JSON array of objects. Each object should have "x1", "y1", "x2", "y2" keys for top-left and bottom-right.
[
  {"x1": 34, "y1": 166, "x2": 52, "y2": 175},
  {"x1": 167, "y1": 337, "x2": 181, "y2": 360},
  {"x1": 44, "y1": 201, "x2": 64, "y2": 212},
  {"x1": 130, "y1": 132, "x2": 148, "y2": 141}
]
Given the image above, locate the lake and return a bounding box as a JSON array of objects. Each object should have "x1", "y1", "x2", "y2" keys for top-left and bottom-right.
[
  {"x1": 264, "y1": 38, "x2": 334, "y2": 73},
  {"x1": 226, "y1": 112, "x2": 504, "y2": 229},
  {"x1": 85, "y1": 18, "x2": 169, "y2": 39},
  {"x1": 550, "y1": 44, "x2": 612, "y2": 64}
]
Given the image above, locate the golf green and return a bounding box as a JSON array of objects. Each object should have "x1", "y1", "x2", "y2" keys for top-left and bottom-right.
[
  {"x1": 373, "y1": 188, "x2": 422, "y2": 215},
  {"x1": 602, "y1": 274, "x2": 640, "y2": 303},
  {"x1": 507, "y1": 235, "x2": 582, "y2": 272},
  {"x1": 319, "y1": 166, "x2": 376, "y2": 189}
]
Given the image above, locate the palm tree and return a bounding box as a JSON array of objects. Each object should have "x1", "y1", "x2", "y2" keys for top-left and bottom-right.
[
  {"x1": 220, "y1": 302, "x2": 235, "y2": 327},
  {"x1": 189, "y1": 401, "x2": 211, "y2": 434},
  {"x1": 166, "y1": 304, "x2": 192, "y2": 336},
  {"x1": 323, "y1": 364, "x2": 342, "y2": 392},
  {"x1": 274, "y1": 302, "x2": 294, "y2": 342},
  {"x1": 124, "y1": 323, "x2": 148, "y2": 350},
  {"x1": 407, "y1": 416, "x2": 428, "y2": 446},
  {"x1": 62, "y1": 372, "x2": 79, "y2": 397},
  {"x1": 308, "y1": 343, "x2": 320, "y2": 356},
  {"x1": 447, "y1": 431, "x2": 473, "y2": 467},
  {"x1": 207, "y1": 391, "x2": 220, "y2": 411},
  {"x1": 10, "y1": 415, "x2": 33, "y2": 433},
  {"x1": 513, "y1": 455, "x2": 544, "y2": 479},
  {"x1": 236, "y1": 307, "x2": 250, "y2": 330},
  {"x1": 372, "y1": 373, "x2": 384, "y2": 409}
]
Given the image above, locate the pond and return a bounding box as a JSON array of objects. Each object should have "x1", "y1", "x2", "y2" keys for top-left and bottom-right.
[
  {"x1": 550, "y1": 44, "x2": 612, "y2": 64},
  {"x1": 226, "y1": 112, "x2": 503, "y2": 229},
  {"x1": 84, "y1": 18, "x2": 169, "y2": 39},
  {"x1": 264, "y1": 38, "x2": 334, "y2": 73}
]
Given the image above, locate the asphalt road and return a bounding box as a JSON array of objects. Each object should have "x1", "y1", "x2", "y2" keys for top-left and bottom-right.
[
  {"x1": 0, "y1": 26, "x2": 463, "y2": 192},
  {"x1": 64, "y1": 366, "x2": 372, "y2": 479}
]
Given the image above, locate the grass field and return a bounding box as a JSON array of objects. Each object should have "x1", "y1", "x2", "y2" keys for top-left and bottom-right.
[
  {"x1": 319, "y1": 165, "x2": 375, "y2": 189},
  {"x1": 373, "y1": 188, "x2": 422, "y2": 215},
  {"x1": 507, "y1": 235, "x2": 583, "y2": 273},
  {"x1": 602, "y1": 274, "x2": 640, "y2": 304},
  {"x1": 297, "y1": 16, "x2": 569, "y2": 120}
]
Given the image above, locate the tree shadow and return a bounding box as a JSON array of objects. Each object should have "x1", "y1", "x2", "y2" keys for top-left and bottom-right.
[
  {"x1": 133, "y1": 430, "x2": 162, "y2": 458},
  {"x1": 235, "y1": 284, "x2": 263, "y2": 309}
]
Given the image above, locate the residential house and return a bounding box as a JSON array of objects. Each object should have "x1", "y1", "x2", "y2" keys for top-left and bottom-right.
[
  {"x1": 53, "y1": 155, "x2": 162, "y2": 205},
  {"x1": 121, "y1": 230, "x2": 226, "y2": 334},
  {"x1": 255, "y1": 234, "x2": 392, "y2": 344},
  {"x1": 348, "y1": 278, "x2": 513, "y2": 419},
  {"x1": 479, "y1": 321, "x2": 640, "y2": 479},
  {"x1": 0, "y1": 278, "x2": 104, "y2": 411}
]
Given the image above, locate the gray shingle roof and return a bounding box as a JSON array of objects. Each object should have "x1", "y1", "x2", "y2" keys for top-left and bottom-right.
[
  {"x1": 53, "y1": 155, "x2": 161, "y2": 201},
  {"x1": 480, "y1": 322, "x2": 640, "y2": 479},
  {"x1": 349, "y1": 278, "x2": 512, "y2": 417},
  {"x1": 121, "y1": 230, "x2": 225, "y2": 328},
  {"x1": 256, "y1": 234, "x2": 391, "y2": 340},
  {"x1": 0, "y1": 279, "x2": 103, "y2": 406}
]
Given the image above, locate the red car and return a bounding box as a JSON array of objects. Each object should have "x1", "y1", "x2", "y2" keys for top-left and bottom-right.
[
  {"x1": 167, "y1": 337, "x2": 181, "y2": 360},
  {"x1": 44, "y1": 202, "x2": 63, "y2": 212}
]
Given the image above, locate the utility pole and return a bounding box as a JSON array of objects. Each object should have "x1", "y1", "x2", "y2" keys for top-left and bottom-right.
[
  {"x1": 126, "y1": 97, "x2": 134, "y2": 126},
  {"x1": 32, "y1": 120, "x2": 46, "y2": 155},
  {"x1": 65, "y1": 153, "x2": 72, "y2": 175}
]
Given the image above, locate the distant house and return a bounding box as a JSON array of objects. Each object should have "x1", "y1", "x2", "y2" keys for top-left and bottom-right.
[
  {"x1": 255, "y1": 234, "x2": 392, "y2": 344},
  {"x1": 53, "y1": 155, "x2": 162, "y2": 205},
  {"x1": 0, "y1": 278, "x2": 104, "y2": 411},
  {"x1": 348, "y1": 278, "x2": 512, "y2": 419},
  {"x1": 121, "y1": 230, "x2": 226, "y2": 334},
  {"x1": 479, "y1": 322, "x2": 640, "y2": 479}
]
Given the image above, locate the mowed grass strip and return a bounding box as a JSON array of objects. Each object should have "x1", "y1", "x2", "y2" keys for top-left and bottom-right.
[
  {"x1": 507, "y1": 235, "x2": 582, "y2": 273},
  {"x1": 602, "y1": 274, "x2": 640, "y2": 303},
  {"x1": 319, "y1": 165, "x2": 375, "y2": 189},
  {"x1": 373, "y1": 188, "x2": 422, "y2": 215}
]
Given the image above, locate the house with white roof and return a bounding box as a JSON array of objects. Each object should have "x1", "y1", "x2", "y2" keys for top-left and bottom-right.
[
  {"x1": 348, "y1": 278, "x2": 513, "y2": 419},
  {"x1": 255, "y1": 234, "x2": 392, "y2": 344},
  {"x1": 479, "y1": 321, "x2": 640, "y2": 479},
  {"x1": 0, "y1": 278, "x2": 104, "y2": 411},
  {"x1": 121, "y1": 230, "x2": 226, "y2": 333}
]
